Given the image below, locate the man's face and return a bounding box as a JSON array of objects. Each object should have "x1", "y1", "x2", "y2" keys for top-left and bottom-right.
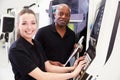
[{"x1": 54, "y1": 6, "x2": 70, "y2": 27}]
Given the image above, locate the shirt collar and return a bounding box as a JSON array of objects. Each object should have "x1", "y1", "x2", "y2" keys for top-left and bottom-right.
[
  {"x1": 50, "y1": 23, "x2": 70, "y2": 35},
  {"x1": 19, "y1": 36, "x2": 35, "y2": 48},
  {"x1": 50, "y1": 23, "x2": 57, "y2": 33}
]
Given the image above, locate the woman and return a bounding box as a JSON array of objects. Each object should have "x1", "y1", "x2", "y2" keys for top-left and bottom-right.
[{"x1": 9, "y1": 8, "x2": 86, "y2": 80}]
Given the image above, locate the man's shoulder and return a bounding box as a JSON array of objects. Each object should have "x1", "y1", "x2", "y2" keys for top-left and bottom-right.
[
  {"x1": 38, "y1": 24, "x2": 53, "y2": 31},
  {"x1": 67, "y1": 27, "x2": 75, "y2": 34}
]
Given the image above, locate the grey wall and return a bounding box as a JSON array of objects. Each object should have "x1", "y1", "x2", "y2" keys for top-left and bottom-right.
[{"x1": 0, "y1": 0, "x2": 36, "y2": 15}]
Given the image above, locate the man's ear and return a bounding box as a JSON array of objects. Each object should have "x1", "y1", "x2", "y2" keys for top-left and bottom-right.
[{"x1": 53, "y1": 13, "x2": 56, "y2": 18}]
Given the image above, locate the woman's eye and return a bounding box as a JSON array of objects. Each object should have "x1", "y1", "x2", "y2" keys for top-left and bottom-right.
[
  {"x1": 32, "y1": 22, "x2": 36, "y2": 24},
  {"x1": 31, "y1": 22, "x2": 36, "y2": 25},
  {"x1": 22, "y1": 23, "x2": 26, "y2": 25}
]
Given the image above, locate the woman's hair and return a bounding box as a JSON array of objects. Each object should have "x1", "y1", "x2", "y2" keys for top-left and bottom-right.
[{"x1": 16, "y1": 8, "x2": 37, "y2": 39}]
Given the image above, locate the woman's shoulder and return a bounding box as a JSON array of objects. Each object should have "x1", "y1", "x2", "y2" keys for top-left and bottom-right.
[{"x1": 9, "y1": 38, "x2": 26, "y2": 50}]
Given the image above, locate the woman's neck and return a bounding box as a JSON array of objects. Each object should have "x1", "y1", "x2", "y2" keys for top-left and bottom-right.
[
  {"x1": 22, "y1": 37, "x2": 33, "y2": 45},
  {"x1": 27, "y1": 39, "x2": 33, "y2": 45}
]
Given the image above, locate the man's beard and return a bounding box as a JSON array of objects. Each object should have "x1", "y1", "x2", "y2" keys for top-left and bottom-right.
[{"x1": 57, "y1": 21, "x2": 68, "y2": 28}]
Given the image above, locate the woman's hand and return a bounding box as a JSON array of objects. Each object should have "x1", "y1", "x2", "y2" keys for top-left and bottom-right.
[
  {"x1": 49, "y1": 60, "x2": 63, "y2": 66},
  {"x1": 72, "y1": 56, "x2": 87, "y2": 78},
  {"x1": 73, "y1": 56, "x2": 85, "y2": 69}
]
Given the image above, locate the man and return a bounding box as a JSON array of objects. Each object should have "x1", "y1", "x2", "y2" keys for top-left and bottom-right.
[{"x1": 35, "y1": 4, "x2": 77, "y2": 66}]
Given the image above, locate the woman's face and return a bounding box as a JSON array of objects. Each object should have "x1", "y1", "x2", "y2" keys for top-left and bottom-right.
[{"x1": 18, "y1": 13, "x2": 37, "y2": 40}]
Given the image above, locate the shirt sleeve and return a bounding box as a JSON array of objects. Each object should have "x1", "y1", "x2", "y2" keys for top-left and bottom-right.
[
  {"x1": 35, "y1": 40, "x2": 48, "y2": 62},
  {"x1": 9, "y1": 48, "x2": 37, "y2": 76}
]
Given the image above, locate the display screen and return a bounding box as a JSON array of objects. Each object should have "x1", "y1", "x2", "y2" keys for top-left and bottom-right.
[{"x1": 2, "y1": 17, "x2": 15, "y2": 32}]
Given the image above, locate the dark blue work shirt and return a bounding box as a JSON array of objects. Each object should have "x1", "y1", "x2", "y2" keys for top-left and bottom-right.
[
  {"x1": 9, "y1": 36, "x2": 47, "y2": 80},
  {"x1": 35, "y1": 23, "x2": 75, "y2": 65}
]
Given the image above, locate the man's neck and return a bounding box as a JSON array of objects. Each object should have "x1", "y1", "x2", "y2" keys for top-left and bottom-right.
[{"x1": 55, "y1": 25, "x2": 66, "y2": 38}]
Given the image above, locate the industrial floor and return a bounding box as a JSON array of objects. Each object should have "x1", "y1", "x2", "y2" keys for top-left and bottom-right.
[{"x1": 0, "y1": 39, "x2": 14, "y2": 80}]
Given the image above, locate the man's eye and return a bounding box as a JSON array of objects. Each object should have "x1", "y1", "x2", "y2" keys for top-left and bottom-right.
[
  {"x1": 66, "y1": 14, "x2": 70, "y2": 17},
  {"x1": 59, "y1": 13, "x2": 63, "y2": 16},
  {"x1": 59, "y1": 12, "x2": 70, "y2": 17}
]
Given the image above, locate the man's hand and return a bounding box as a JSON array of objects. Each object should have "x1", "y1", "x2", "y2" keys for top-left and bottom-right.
[{"x1": 74, "y1": 43, "x2": 83, "y2": 53}]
